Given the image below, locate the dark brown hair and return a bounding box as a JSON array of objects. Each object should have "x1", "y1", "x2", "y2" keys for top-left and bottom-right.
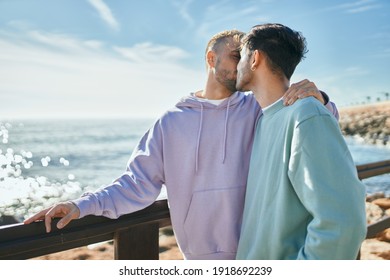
[{"x1": 242, "y1": 23, "x2": 307, "y2": 79}]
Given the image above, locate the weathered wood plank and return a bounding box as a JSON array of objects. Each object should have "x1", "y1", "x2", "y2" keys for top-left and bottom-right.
[
  {"x1": 366, "y1": 216, "x2": 390, "y2": 239},
  {"x1": 356, "y1": 160, "x2": 390, "y2": 179},
  {"x1": 114, "y1": 222, "x2": 160, "y2": 260},
  {"x1": 0, "y1": 200, "x2": 170, "y2": 260}
]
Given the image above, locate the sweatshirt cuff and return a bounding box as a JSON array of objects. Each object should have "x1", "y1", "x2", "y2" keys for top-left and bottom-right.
[
  {"x1": 319, "y1": 90, "x2": 329, "y2": 105},
  {"x1": 72, "y1": 193, "x2": 96, "y2": 219}
]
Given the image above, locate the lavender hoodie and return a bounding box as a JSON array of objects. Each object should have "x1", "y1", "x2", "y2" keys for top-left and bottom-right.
[
  {"x1": 73, "y1": 92, "x2": 338, "y2": 260},
  {"x1": 73, "y1": 92, "x2": 259, "y2": 259}
]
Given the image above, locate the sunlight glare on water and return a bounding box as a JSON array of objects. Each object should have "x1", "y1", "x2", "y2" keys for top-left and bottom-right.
[{"x1": 0, "y1": 119, "x2": 387, "y2": 222}]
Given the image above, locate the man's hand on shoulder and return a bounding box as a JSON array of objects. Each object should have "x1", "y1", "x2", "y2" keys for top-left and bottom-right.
[{"x1": 283, "y1": 79, "x2": 325, "y2": 106}]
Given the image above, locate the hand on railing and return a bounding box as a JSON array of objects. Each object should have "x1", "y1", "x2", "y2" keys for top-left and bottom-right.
[{"x1": 23, "y1": 201, "x2": 80, "y2": 233}]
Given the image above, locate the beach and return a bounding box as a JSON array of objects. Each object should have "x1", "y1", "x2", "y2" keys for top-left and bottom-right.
[{"x1": 29, "y1": 101, "x2": 390, "y2": 260}]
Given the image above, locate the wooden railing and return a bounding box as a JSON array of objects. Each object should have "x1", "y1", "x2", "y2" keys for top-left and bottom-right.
[
  {"x1": 0, "y1": 160, "x2": 389, "y2": 260},
  {"x1": 0, "y1": 200, "x2": 171, "y2": 260},
  {"x1": 358, "y1": 160, "x2": 390, "y2": 238},
  {"x1": 357, "y1": 160, "x2": 390, "y2": 180}
]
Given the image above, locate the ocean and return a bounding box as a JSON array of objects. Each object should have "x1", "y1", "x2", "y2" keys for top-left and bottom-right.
[{"x1": 1, "y1": 119, "x2": 389, "y2": 220}]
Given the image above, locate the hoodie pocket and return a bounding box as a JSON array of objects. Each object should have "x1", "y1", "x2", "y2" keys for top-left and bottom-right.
[{"x1": 183, "y1": 186, "x2": 245, "y2": 256}]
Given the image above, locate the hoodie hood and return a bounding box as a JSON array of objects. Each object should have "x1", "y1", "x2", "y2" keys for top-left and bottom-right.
[
  {"x1": 176, "y1": 91, "x2": 245, "y2": 109},
  {"x1": 176, "y1": 92, "x2": 246, "y2": 173}
]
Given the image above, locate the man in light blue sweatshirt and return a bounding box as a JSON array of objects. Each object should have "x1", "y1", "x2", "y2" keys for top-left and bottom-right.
[
  {"x1": 236, "y1": 24, "x2": 366, "y2": 260},
  {"x1": 24, "y1": 29, "x2": 338, "y2": 260}
]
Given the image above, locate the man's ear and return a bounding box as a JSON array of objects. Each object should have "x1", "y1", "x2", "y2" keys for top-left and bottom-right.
[
  {"x1": 206, "y1": 50, "x2": 216, "y2": 68},
  {"x1": 251, "y1": 50, "x2": 261, "y2": 71}
]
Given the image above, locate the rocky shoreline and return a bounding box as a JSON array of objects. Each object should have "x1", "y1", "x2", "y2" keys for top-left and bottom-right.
[
  {"x1": 365, "y1": 193, "x2": 390, "y2": 260},
  {"x1": 340, "y1": 102, "x2": 390, "y2": 259},
  {"x1": 339, "y1": 101, "x2": 390, "y2": 146}
]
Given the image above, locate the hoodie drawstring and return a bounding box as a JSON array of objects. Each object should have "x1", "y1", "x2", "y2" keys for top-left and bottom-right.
[
  {"x1": 222, "y1": 98, "x2": 231, "y2": 163},
  {"x1": 195, "y1": 102, "x2": 204, "y2": 173},
  {"x1": 195, "y1": 97, "x2": 232, "y2": 172}
]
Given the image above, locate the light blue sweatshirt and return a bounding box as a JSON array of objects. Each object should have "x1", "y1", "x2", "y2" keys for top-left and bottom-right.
[
  {"x1": 236, "y1": 98, "x2": 366, "y2": 260},
  {"x1": 73, "y1": 92, "x2": 339, "y2": 260}
]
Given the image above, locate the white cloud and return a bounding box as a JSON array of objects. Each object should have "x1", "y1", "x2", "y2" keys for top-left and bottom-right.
[
  {"x1": 0, "y1": 30, "x2": 203, "y2": 119},
  {"x1": 195, "y1": 3, "x2": 269, "y2": 40},
  {"x1": 344, "y1": 66, "x2": 370, "y2": 76},
  {"x1": 346, "y1": 4, "x2": 380, "y2": 13},
  {"x1": 27, "y1": 30, "x2": 96, "y2": 53},
  {"x1": 113, "y1": 42, "x2": 189, "y2": 64},
  {"x1": 368, "y1": 48, "x2": 390, "y2": 59},
  {"x1": 87, "y1": 0, "x2": 120, "y2": 31},
  {"x1": 171, "y1": 0, "x2": 195, "y2": 27},
  {"x1": 328, "y1": 0, "x2": 381, "y2": 14},
  {"x1": 295, "y1": 66, "x2": 369, "y2": 85}
]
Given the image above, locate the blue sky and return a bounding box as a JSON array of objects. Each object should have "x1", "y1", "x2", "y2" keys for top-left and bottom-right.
[{"x1": 0, "y1": 0, "x2": 389, "y2": 119}]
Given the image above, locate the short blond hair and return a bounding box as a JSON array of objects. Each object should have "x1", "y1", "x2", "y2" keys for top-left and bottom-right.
[{"x1": 205, "y1": 29, "x2": 244, "y2": 57}]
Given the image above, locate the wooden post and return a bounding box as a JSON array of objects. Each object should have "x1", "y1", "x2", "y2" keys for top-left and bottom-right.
[{"x1": 114, "y1": 222, "x2": 160, "y2": 260}]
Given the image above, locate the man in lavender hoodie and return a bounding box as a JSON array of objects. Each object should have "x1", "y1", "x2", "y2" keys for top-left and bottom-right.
[{"x1": 24, "y1": 30, "x2": 338, "y2": 260}]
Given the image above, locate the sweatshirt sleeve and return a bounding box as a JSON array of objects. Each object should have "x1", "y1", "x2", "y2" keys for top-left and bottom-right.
[
  {"x1": 287, "y1": 114, "x2": 367, "y2": 259},
  {"x1": 73, "y1": 120, "x2": 165, "y2": 219},
  {"x1": 325, "y1": 101, "x2": 339, "y2": 120},
  {"x1": 320, "y1": 91, "x2": 339, "y2": 120}
]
